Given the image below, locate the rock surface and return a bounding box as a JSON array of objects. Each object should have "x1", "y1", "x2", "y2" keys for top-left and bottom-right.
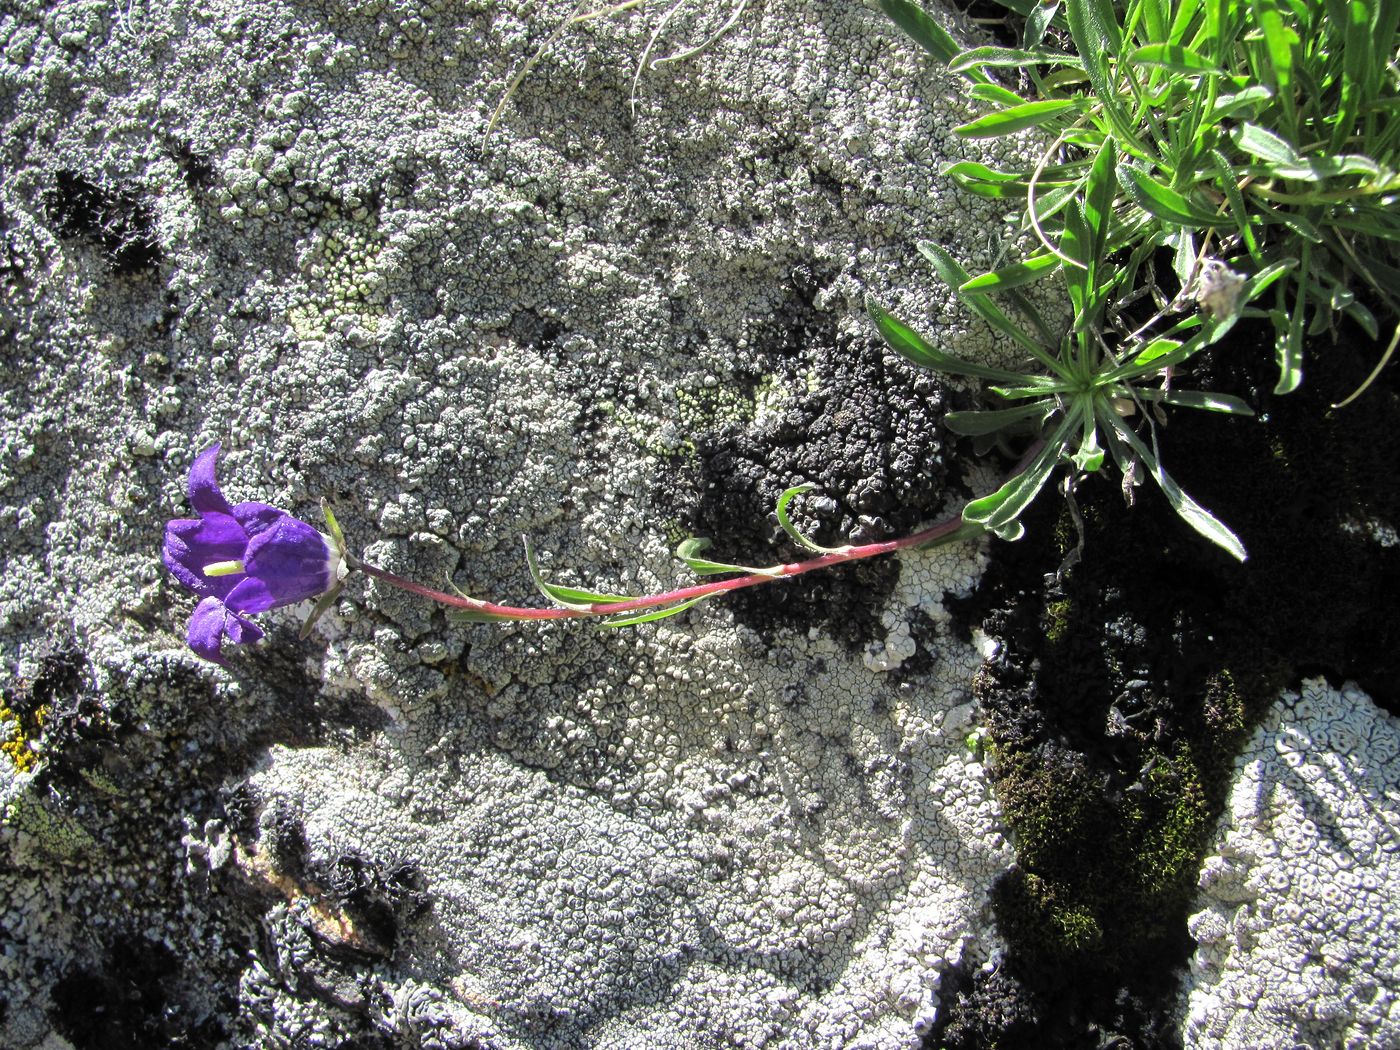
[
  {"x1": 0, "y1": 1, "x2": 1022, "y2": 1046},
  {"x1": 1181, "y1": 678, "x2": 1400, "y2": 1050}
]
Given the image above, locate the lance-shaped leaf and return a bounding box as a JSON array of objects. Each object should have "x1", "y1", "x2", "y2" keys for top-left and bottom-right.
[
  {"x1": 878, "y1": 0, "x2": 986, "y2": 81},
  {"x1": 524, "y1": 537, "x2": 632, "y2": 610},
  {"x1": 599, "y1": 596, "x2": 711, "y2": 627},
  {"x1": 916, "y1": 242, "x2": 1067, "y2": 373},
  {"x1": 1025, "y1": 0, "x2": 1062, "y2": 45},
  {"x1": 1273, "y1": 244, "x2": 1311, "y2": 395},
  {"x1": 1137, "y1": 389, "x2": 1256, "y2": 415},
  {"x1": 868, "y1": 300, "x2": 1034, "y2": 382},
  {"x1": 1206, "y1": 85, "x2": 1273, "y2": 124},
  {"x1": 962, "y1": 415, "x2": 1074, "y2": 532},
  {"x1": 675, "y1": 537, "x2": 781, "y2": 577},
  {"x1": 775, "y1": 484, "x2": 849, "y2": 554},
  {"x1": 1127, "y1": 43, "x2": 1225, "y2": 75},
  {"x1": 1117, "y1": 164, "x2": 1230, "y2": 227},
  {"x1": 1099, "y1": 403, "x2": 1246, "y2": 560},
  {"x1": 955, "y1": 98, "x2": 1080, "y2": 138},
  {"x1": 1070, "y1": 404, "x2": 1104, "y2": 473},
  {"x1": 959, "y1": 252, "x2": 1060, "y2": 292},
  {"x1": 990, "y1": 379, "x2": 1072, "y2": 398},
  {"x1": 948, "y1": 46, "x2": 1081, "y2": 73},
  {"x1": 945, "y1": 400, "x2": 1056, "y2": 436},
  {"x1": 1081, "y1": 139, "x2": 1118, "y2": 296}
]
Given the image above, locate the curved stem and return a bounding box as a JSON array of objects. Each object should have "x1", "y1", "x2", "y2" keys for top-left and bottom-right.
[{"x1": 353, "y1": 440, "x2": 1047, "y2": 623}]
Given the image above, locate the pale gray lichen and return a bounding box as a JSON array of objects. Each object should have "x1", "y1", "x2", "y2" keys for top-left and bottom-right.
[
  {"x1": 0, "y1": 0, "x2": 1022, "y2": 1045},
  {"x1": 1180, "y1": 678, "x2": 1400, "y2": 1050}
]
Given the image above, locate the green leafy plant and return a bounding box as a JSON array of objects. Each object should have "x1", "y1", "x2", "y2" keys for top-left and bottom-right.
[
  {"x1": 881, "y1": 0, "x2": 1400, "y2": 401},
  {"x1": 869, "y1": 139, "x2": 1290, "y2": 561}
]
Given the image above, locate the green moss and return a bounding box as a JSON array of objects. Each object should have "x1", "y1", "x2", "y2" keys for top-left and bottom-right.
[
  {"x1": 1123, "y1": 743, "x2": 1213, "y2": 903},
  {"x1": 1049, "y1": 901, "x2": 1103, "y2": 954},
  {"x1": 995, "y1": 869, "x2": 1105, "y2": 961},
  {"x1": 1043, "y1": 598, "x2": 1073, "y2": 645},
  {"x1": 996, "y1": 751, "x2": 1092, "y2": 868}
]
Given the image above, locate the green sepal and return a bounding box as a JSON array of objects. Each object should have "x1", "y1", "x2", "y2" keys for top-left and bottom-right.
[
  {"x1": 321, "y1": 499, "x2": 347, "y2": 555},
  {"x1": 299, "y1": 582, "x2": 343, "y2": 640}
]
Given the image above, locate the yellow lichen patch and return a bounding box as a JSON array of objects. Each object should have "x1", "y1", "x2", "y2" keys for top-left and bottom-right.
[
  {"x1": 287, "y1": 211, "x2": 389, "y2": 342},
  {"x1": 612, "y1": 372, "x2": 792, "y2": 461},
  {"x1": 0, "y1": 700, "x2": 47, "y2": 774}
]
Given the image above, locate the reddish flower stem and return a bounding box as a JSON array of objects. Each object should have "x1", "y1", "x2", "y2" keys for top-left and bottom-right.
[{"x1": 351, "y1": 441, "x2": 1044, "y2": 622}]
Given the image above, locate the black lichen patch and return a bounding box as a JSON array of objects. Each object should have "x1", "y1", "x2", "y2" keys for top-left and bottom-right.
[
  {"x1": 48, "y1": 936, "x2": 231, "y2": 1050},
  {"x1": 258, "y1": 796, "x2": 311, "y2": 882},
  {"x1": 683, "y1": 299, "x2": 955, "y2": 645},
  {"x1": 930, "y1": 962, "x2": 1044, "y2": 1049},
  {"x1": 162, "y1": 137, "x2": 215, "y2": 192},
  {"x1": 2, "y1": 644, "x2": 105, "y2": 781},
  {"x1": 318, "y1": 853, "x2": 429, "y2": 960},
  {"x1": 43, "y1": 170, "x2": 161, "y2": 275},
  {"x1": 933, "y1": 318, "x2": 1400, "y2": 1047}
]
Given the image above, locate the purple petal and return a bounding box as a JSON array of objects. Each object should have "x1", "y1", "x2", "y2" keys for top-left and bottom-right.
[
  {"x1": 188, "y1": 444, "x2": 236, "y2": 517},
  {"x1": 239, "y1": 516, "x2": 335, "y2": 610},
  {"x1": 232, "y1": 501, "x2": 292, "y2": 539},
  {"x1": 223, "y1": 575, "x2": 277, "y2": 615},
  {"x1": 187, "y1": 596, "x2": 264, "y2": 664},
  {"x1": 162, "y1": 512, "x2": 249, "y2": 600}
]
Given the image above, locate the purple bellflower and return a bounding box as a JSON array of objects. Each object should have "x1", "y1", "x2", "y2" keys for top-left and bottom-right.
[{"x1": 162, "y1": 444, "x2": 345, "y2": 663}]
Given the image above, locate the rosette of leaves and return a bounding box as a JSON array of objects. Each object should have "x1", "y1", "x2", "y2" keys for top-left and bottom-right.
[
  {"x1": 872, "y1": 141, "x2": 1288, "y2": 561},
  {"x1": 880, "y1": 0, "x2": 1400, "y2": 400}
]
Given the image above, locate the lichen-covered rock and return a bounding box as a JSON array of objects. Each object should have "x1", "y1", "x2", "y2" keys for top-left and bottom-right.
[
  {"x1": 0, "y1": 0, "x2": 1023, "y2": 1046},
  {"x1": 234, "y1": 541, "x2": 1010, "y2": 1047},
  {"x1": 1180, "y1": 678, "x2": 1400, "y2": 1049}
]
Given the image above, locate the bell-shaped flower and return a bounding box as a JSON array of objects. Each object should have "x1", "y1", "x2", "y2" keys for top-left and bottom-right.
[{"x1": 162, "y1": 444, "x2": 345, "y2": 663}]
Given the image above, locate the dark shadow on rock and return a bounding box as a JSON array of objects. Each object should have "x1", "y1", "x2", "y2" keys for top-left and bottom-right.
[
  {"x1": 931, "y1": 316, "x2": 1400, "y2": 1048},
  {"x1": 679, "y1": 273, "x2": 958, "y2": 648}
]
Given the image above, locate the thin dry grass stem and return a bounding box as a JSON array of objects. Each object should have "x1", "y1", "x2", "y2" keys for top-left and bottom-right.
[
  {"x1": 1333, "y1": 322, "x2": 1400, "y2": 409},
  {"x1": 631, "y1": 0, "x2": 750, "y2": 115},
  {"x1": 483, "y1": 0, "x2": 592, "y2": 153},
  {"x1": 650, "y1": 0, "x2": 749, "y2": 67},
  {"x1": 572, "y1": 0, "x2": 644, "y2": 22}
]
